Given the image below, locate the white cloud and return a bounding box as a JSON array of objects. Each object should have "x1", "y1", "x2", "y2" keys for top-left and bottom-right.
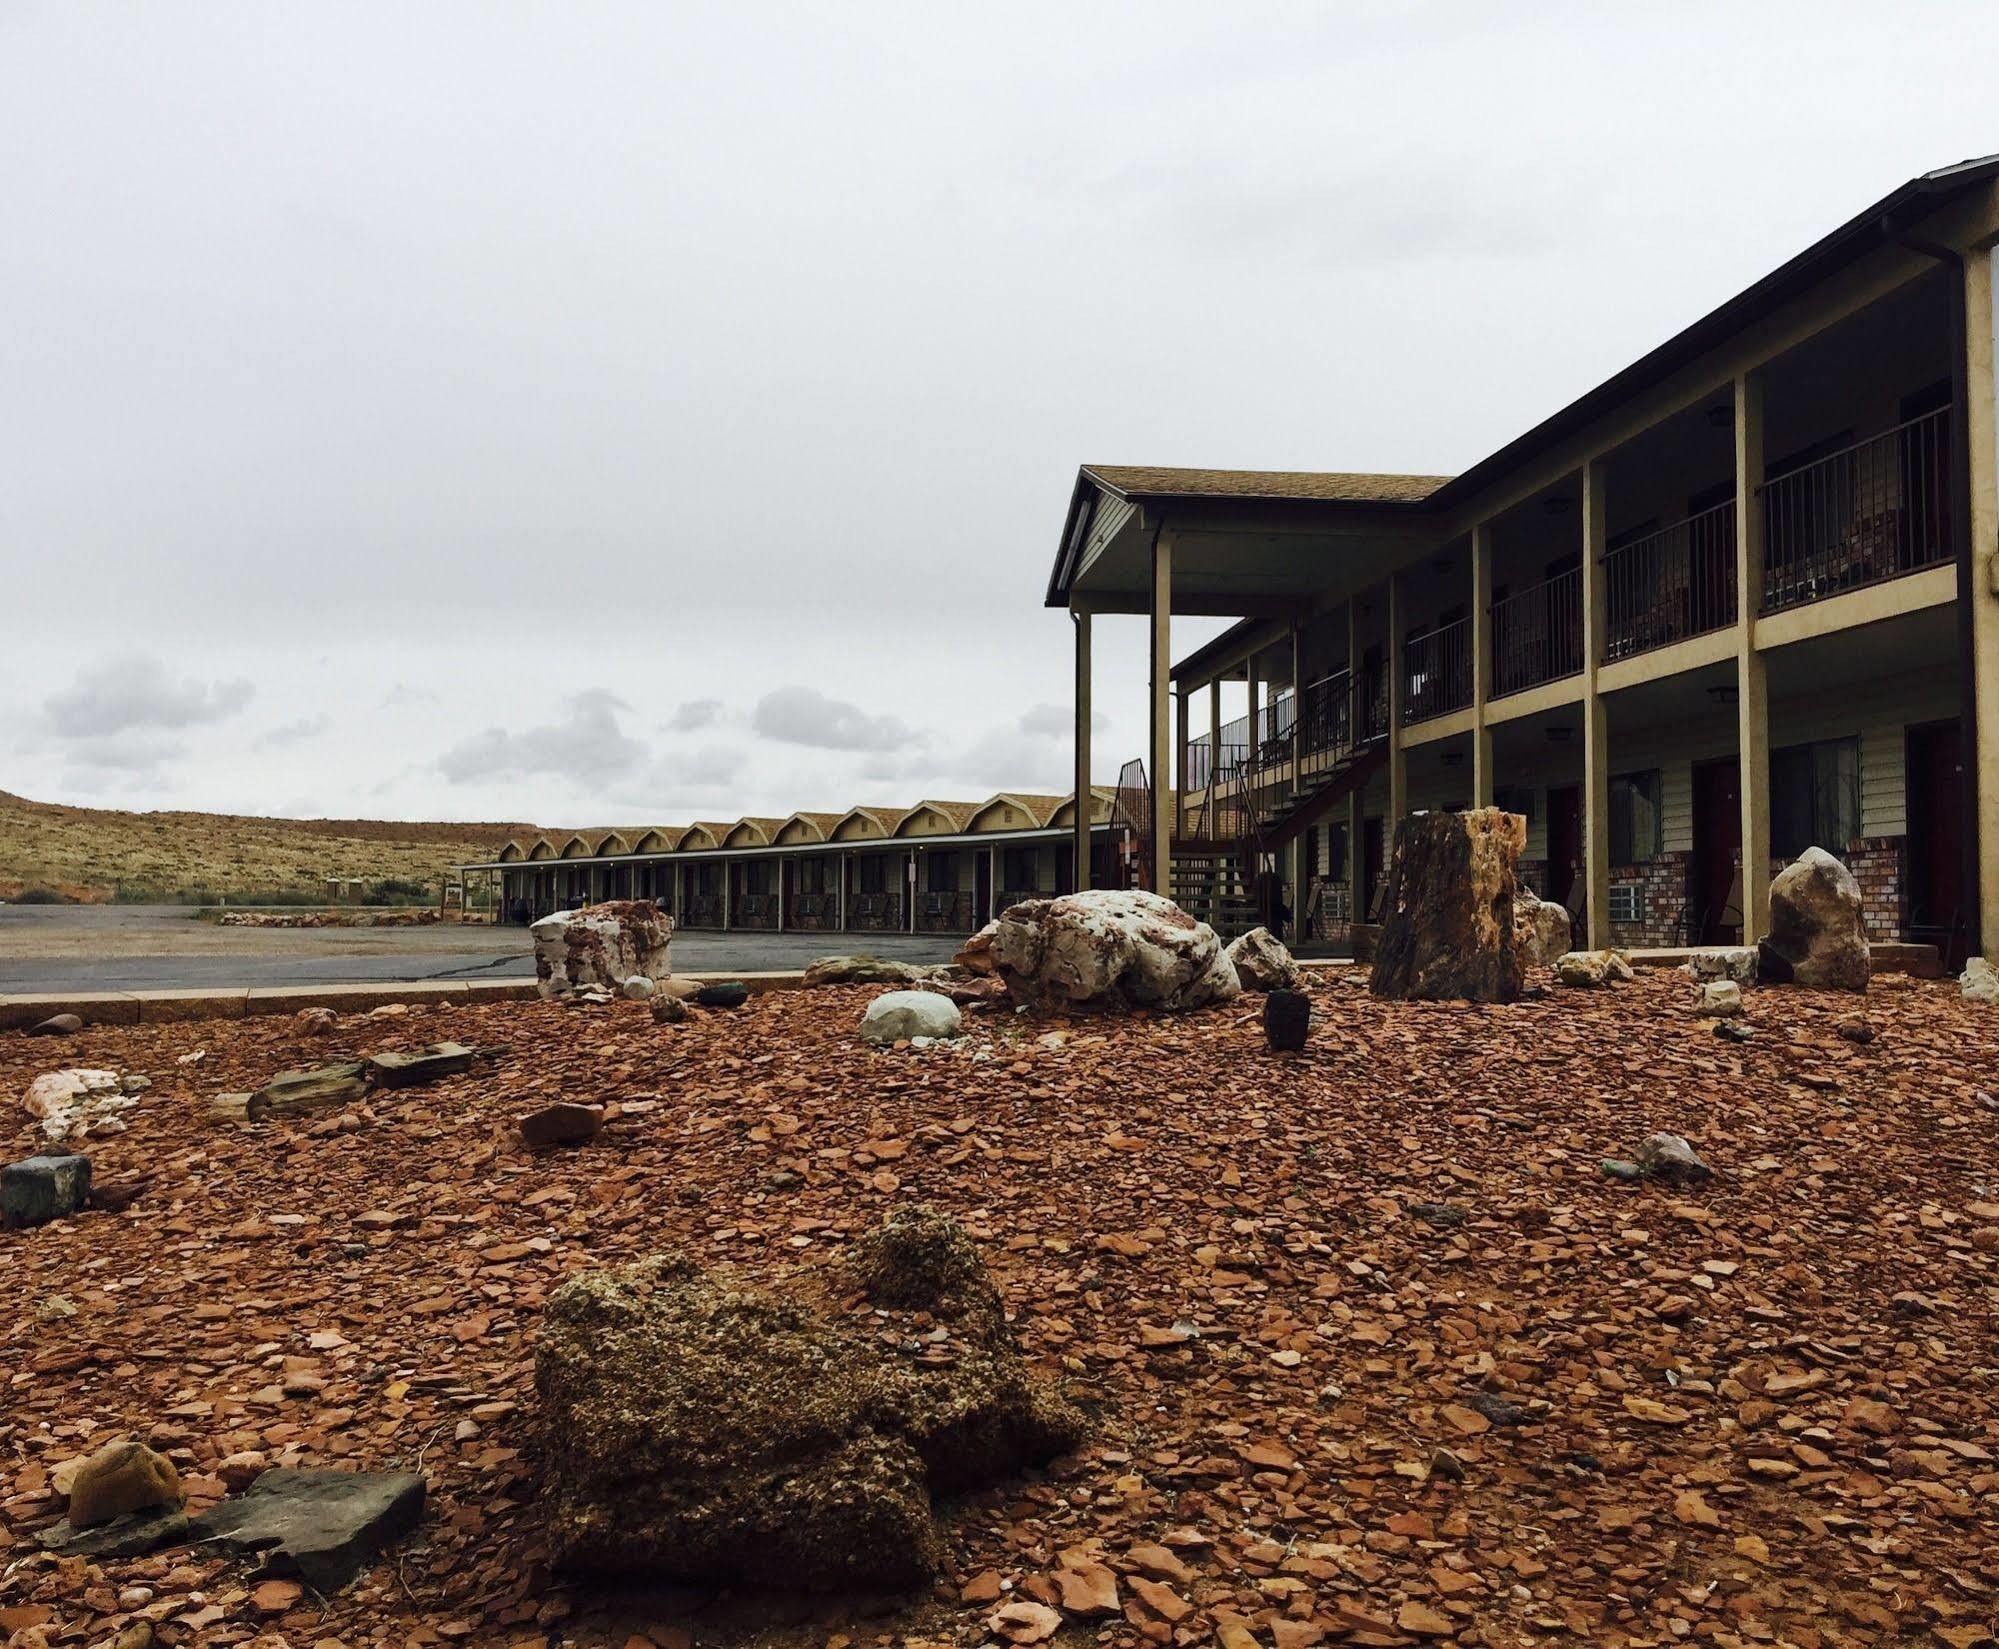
[
  {"x1": 437, "y1": 689, "x2": 647, "y2": 785},
  {"x1": 752, "y1": 685, "x2": 917, "y2": 752},
  {"x1": 255, "y1": 714, "x2": 331, "y2": 750},
  {"x1": 666, "y1": 697, "x2": 724, "y2": 731},
  {"x1": 45, "y1": 655, "x2": 253, "y2": 738}
]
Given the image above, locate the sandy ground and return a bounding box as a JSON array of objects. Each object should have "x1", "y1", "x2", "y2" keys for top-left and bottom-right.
[{"x1": 0, "y1": 905, "x2": 963, "y2": 991}]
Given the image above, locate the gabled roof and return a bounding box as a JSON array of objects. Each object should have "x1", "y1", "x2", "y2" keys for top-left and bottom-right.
[
  {"x1": 968, "y1": 792, "x2": 1069, "y2": 829},
  {"x1": 775, "y1": 811, "x2": 847, "y2": 841},
  {"x1": 895, "y1": 798, "x2": 983, "y2": 834},
  {"x1": 1082, "y1": 466, "x2": 1448, "y2": 506}
]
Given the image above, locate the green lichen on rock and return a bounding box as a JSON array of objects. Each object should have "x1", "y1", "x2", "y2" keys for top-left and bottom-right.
[{"x1": 534, "y1": 1207, "x2": 1084, "y2": 1590}]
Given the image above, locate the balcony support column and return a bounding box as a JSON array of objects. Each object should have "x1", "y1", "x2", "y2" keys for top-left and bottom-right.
[
  {"x1": 1387, "y1": 575, "x2": 1408, "y2": 831},
  {"x1": 1346, "y1": 598, "x2": 1365, "y2": 924},
  {"x1": 776, "y1": 856, "x2": 786, "y2": 933},
  {"x1": 1072, "y1": 610, "x2": 1092, "y2": 893},
  {"x1": 1175, "y1": 687, "x2": 1190, "y2": 840},
  {"x1": 1581, "y1": 460, "x2": 1613, "y2": 949},
  {"x1": 1288, "y1": 621, "x2": 1304, "y2": 930},
  {"x1": 1962, "y1": 247, "x2": 1997, "y2": 957},
  {"x1": 1149, "y1": 529, "x2": 1174, "y2": 897},
  {"x1": 1471, "y1": 522, "x2": 1494, "y2": 808},
  {"x1": 1734, "y1": 371, "x2": 1772, "y2": 945},
  {"x1": 722, "y1": 860, "x2": 732, "y2": 932}
]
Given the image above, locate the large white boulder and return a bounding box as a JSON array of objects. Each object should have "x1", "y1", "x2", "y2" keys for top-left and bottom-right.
[
  {"x1": 1511, "y1": 889, "x2": 1572, "y2": 969},
  {"x1": 976, "y1": 889, "x2": 1240, "y2": 1012},
  {"x1": 1962, "y1": 956, "x2": 1999, "y2": 1004},
  {"x1": 1224, "y1": 926, "x2": 1300, "y2": 992},
  {"x1": 532, "y1": 901, "x2": 674, "y2": 1000},
  {"x1": 25, "y1": 1069, "x2": 136, "y2": 1141},
  {"x1": 859, "y1": 989, "x2": 963, "y2": 1045}
]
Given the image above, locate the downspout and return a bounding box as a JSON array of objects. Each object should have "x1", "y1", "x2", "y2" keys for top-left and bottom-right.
[{"x1": 1901, "y1": 232, "x2": 1979, "y2": 958}]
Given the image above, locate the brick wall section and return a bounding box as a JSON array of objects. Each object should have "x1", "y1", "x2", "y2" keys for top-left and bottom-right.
[
  {"x1": 1839, "y1": 837, "x2": 1905, "y2": 939},
  {"x1": 1610, "y1": 851, "x2": 1692, "y2": 949}
]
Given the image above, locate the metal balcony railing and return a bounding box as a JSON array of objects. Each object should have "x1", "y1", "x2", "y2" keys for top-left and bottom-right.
[
  {"x1": 1403, "y1": 616, "x2": 1473, "y2": 723},
  {"x1": 1762, "y1": 405, "x2": 1953, "y2": 613},
  {"x1": 1491, "y1": 567, "x2": 1583, "y2": 697},
  {"x1": 1603, "y1": 500, "x2": 1737, "y2": 660}
]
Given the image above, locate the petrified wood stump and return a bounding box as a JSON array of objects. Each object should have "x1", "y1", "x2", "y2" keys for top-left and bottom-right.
[{"x1": 1370, "y1": 808, "x2": 1525, "y2": 1003}]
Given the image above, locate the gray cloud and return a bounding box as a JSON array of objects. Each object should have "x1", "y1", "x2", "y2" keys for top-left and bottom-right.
[
  {"x1": 752, "y1": 685, "x2": 917, "y2": 752},
  {"x1": 382, "y1": 682, "x2": 439, "y2": 709},
  {"x1": 666, "y1": 697, "x2": 725, "y2": 732},
  {"x1": 255, "y1": 714, "x2": 331, "y2": 750},
  {"x1": 45, "y1": 656, "x2": 253, "y2": 739},
  {"x1": 438, "y1": 689, "x2": 646, "y2": 785}
]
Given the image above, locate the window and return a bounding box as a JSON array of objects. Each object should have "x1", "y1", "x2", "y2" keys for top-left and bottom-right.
[
  {"x1": 1002, "y1": 846, "x2": 1038, "y2": 889},
  {"x1": 742, "y1": 860, "x2": 771, "y2": 897},
  {"x1": 796, "y1": 857, "x2": 826, "y2": 896},
  {"x1": 1494, "y1": 784, "x2": 1535, "y2": 823},
  {"x1": 1771, "y1": 737, "x2": 1859, "y2": 858},
  {"x1": 858, "y1": 855, "x2": 887, "y2": 895},
  {"x1": 1609, "y1": 770, "x2": 1662, "y2": 865},
  {"x1": 696, "y1": 863, "x2": 720, "y2": 896},
  {"x1": 926, "y1": 852, "x2": 958, "y2": 894}
]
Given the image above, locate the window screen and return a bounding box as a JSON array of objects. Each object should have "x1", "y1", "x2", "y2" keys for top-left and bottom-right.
[
  {"x1": 1609, "y1": 770, "x2": 1662, "y2": 865},
  {"x1": 1771, "y1": 737, "x2": 1859, "y2": 857}
]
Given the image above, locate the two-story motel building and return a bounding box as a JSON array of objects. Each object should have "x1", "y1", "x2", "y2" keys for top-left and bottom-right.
[{"x1": 1050, "y1": 155, "x2": 1999, "y2": 964}]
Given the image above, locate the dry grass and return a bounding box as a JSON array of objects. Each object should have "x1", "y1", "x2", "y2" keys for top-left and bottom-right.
[{"x1": 0, "y1": 789, "x2": 535, "y2": 903}]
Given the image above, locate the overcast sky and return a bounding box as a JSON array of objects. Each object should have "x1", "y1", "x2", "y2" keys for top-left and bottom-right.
[{"x1": 4, "y1": 2, "x2": 1996, "y2": 829}]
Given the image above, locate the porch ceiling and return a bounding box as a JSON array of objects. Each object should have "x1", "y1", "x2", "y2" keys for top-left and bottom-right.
[{"x1": 1066, "y1": 491, "x2": 1442, "y2": 616}]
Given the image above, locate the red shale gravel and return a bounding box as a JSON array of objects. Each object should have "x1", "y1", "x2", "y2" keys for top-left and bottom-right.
[{"x1": 3, "y1": 970, "x2": 1997, "y2": 1649}]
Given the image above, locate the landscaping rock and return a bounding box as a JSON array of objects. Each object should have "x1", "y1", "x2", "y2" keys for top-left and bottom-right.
[
  {"x1": 1225, "y1": 926, "x2": 1300, "y2": 992},
  {"x1": 1961, "y1": 956, "x2": 1999, "y2": 1004},
  {"x1": 364, "y1": 1042, "x2": 475, "y2": 1089},
  {"x1": 28, "y1": 1013, "x2": 82, "y2": 1037},
  {"x1": 519, "y1": 1103, "x2": 603, "y2": 1147},
  {"x1": 860, "y1": 989, "x2": 963, "y2": 1045},
  {"x1": 38, "y1": 1504, "x2": 189, "y2": 1559},
  {"x1": 694, "y1": 980, "x2": 749, "y2": 1009},
  {"x1": 535, "y1": 1206, "x2": 1084, "y2": 1589},
  {"x1": 295, "y1": 1007, "x2": 338, "y2": 1035},
  {"x1": 803, "y1": 954, "x2": 927, "y2": 987},
  {"x1": 68, "y1": 1440, "x2": 182, "y2": 1529},
  {"x1": 1835, "y1": 1013, "x2": 1875, "y2": 1045},
  {"x1": 1263, "y1": 989, "x2": 1310, "y2": 1052},
  {"x1": 253, "y1": 1061, "x2": 370, "y2": 1116},
  {"x1": 1555, "y1": 949, "x2": 1635, "y2": 988},
  {"x1": 531, "y1": 900, "x2": 674, "y2": 1000},
  {"x1": 1687, "y1": 948, "x2": 1757, "y2": 985},
  {"x1": 186, "y1": 1468, "x2": 426, "y2": 1590},
  {"x1": 973, "y1": 889, "x2": 1239, "y2": 1013},
  {"x1": 621, "y1": 974, "x2": 656, "y2": 1000},
  {"x1": 1757, "y1": 846, "x2": 1869, "y2": 991},
  {"x1": 1714, "y1": 1019, "x2": 1755, "y2": 1043},
  {"x1": 1602, "y1": 1132, "x2": 1712, "y2": 1187},
  {"x1": 1512, "y1": 890, "x2": 1572, "y2": 969},
  {"x1": 1691, "y1": 980, "x2": 1743, "y2": 1019},
  {"x1": 2, "y1": 1154, "x2": 92, "y2": 1228},
  {"x1": 23, "y1": 1068, "x2": 135, "y2": 1141},
  {"x1": 1371, "y1": 809, "x2": 1525, "y2": 1003},
  {"x1": 650, "y1": 994, "x2": 690, "y2": 1025}
]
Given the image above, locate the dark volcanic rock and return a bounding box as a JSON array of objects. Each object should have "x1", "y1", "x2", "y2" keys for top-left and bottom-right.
[
  {"x1": 187, "y1": 1469, "x2": 425, "y2": 1589},
  {"x1": 694, "y1": 981, "x2": 750, "y2": 1009},
  {"x1": 1370, "y1": 809, "x2": 1525, "y2": 1003},
  {"x1": 518, "y1": 1102, "x2": 603, "y2": 1147},
  {"x1": 1263, "y1": 989, "x2": 1311, "y2": 1052},
  {"x1": 39, "y1": 1505, "x2": 189, "y2": 1558},
  {"x1": 2, "y1": 1154, "x2": 92, "y2": 1228},
  {"x1": 535, "y1": 1206, "x2": 1084, "y2": 1590}
]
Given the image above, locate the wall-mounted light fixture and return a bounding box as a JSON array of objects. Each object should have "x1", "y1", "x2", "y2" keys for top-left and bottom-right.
[{"x1": 1706, "y1": 684, "x2": 1739, "y2": 706}]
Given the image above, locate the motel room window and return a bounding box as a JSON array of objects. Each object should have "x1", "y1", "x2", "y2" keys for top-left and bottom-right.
[
  {"x1": 1771, "y1": 737, "x2": 1860, "y2": 858},
  {"x1": 742, "y1": 861, "x2": 771, "y2": 897},
  {"x1": 858, "y1": 855, "x2": 887, "y2": 895},
  {"x1": 797, "y1": 858, "x2": 826, "y2": 896},
  {"x1": 1609, "y1": 770, "x2": 1663, "y2": 865},
  {"x1": 1002, "y1": 846, "x2": 1038, "y2": 889},
  {"x1": 696, "y1": 863, "x2": 720, "y2": 896},
  {"x1": 926, "y1": 852, "x2": 958, "y2": 894}
]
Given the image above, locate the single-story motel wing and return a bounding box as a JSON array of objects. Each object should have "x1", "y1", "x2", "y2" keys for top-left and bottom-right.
[{"x1": 466, "y1": 154, "x2": 1999, "y2": 964}]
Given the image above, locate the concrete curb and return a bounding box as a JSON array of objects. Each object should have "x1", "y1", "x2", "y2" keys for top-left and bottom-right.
[{"x1": 0, "y1": 970, "x2": 820, "y2": 1031}]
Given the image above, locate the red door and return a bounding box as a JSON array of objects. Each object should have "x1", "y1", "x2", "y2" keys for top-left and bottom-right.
[
  {"x1": 1692, "y1": 759, "x2": 1742, "y2": 944},
  {"x1": 1906, "y1": 721, "x2": 1965, "y2": 965},
  {"x1": 1546, "y1": 785, "x2": 1583, "y2": 919}
]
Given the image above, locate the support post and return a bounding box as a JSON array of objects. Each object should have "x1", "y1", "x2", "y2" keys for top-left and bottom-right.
[
  {"x1": 1175, "y1": 688, "x2": 1190, "y2": 839},
  {"x1": 1471, "y1": 521, "x2": 1494, "y2": 808},
  {"x1": 1734, "y1": 372, "x2": 1772, "y2": 946},
  {"x1": 1149, "y1": 529, "x2": 1174, "y2": 895},
  {"x1": 1387, "y1": 574, "x2": 1407, "y2": 829},
  {"x1": 1288, "y1": 622, "x2": 1304, "y2": 934},
  {"x1": 1346, "y1": 598, "x2": 1365, "y2": 926},
  {"x1": 1961, "y1": 248, "x2": 1997, "y2": 958},
  {"x1": 722, "y1": 860, "x2": 732, "y2": 931},
  {"x1": 1072, "y1": 610, "x2": 1092, "y2": 892},
  {"x1": 1582, "y1": 459, "x2": 1613, "y2": 949}
]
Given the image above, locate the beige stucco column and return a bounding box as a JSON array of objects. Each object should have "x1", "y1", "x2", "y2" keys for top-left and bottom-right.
[
  {"x1": 1288, "y1": 623, "x2": 1305, "y2": 923},
  {"x1": 1581, "y1": 460, "x2": 1613, "y2": 949},
  {"x1": 1072, "y1": 610, "x2": 1092, "y2": 892},
  {"x1": 721, "y1": 860, "x2": 732, "y2": 931},
  {"x1": 1175, "y1": 687, "x2": 1190, "y2": 839},
  {"x1": 1734, "y1": 371, "x2": 1773, "y2": 944},
  {"x1": 1471, "y1": 521, "x2": 1494, "y2": 808},
  {"x1": 1965, "y1": 247, "x2": 1999, "y2": 954},
  {"x1": 1149, "y1": 529, "x2": 1174, "y2": 893},
  {"x1": 1386, "y1": 574, "x2": 1408, "y2": 830}
]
